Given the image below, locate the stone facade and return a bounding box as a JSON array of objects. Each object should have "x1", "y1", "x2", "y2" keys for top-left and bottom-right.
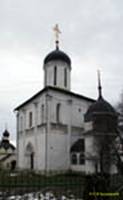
[
  {"x1": 15, "y1": 44, "x2": 118, "y2": 174},
  {"x1": 16, "y1": 86, "x2": 93, "y2": 172}
]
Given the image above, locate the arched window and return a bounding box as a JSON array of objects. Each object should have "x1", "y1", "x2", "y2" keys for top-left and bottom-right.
[
  {"x1": 79, "y1": 153, "x2": 85, "y2": 165},
  {"x1": 41, "y1": 105, "x2": 44, "y2": 124},
  {"x1": 64, "y1": 68, "x2": 67, "y2": 87},
  {"x1": 56, "y1": 103, "x2": 61, "y2": 123},
  {"x1": 25, "y1": 143, "x2": 34, "y2": 170},
  {"x1": 71, "y1": 154, "x2": 77, "y2": 165},
  {"x1": 54, "y1": 66, "x2": 57, "y2": 86}
]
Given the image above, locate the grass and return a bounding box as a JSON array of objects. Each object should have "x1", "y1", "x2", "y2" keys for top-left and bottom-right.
[
  {"x1": 0, "y1": 170, "x2": 123, "y2": 199},
  {"x1": 0, "y1": 170, "x2": 85, "y2": 197}
]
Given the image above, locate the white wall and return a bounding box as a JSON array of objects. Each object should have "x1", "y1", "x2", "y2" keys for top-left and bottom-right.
[
  {"x1": 17, "y1": 127, "x2": 46, "y2": 170},
  {"x1": 85, "y1": 135, "x2": 96, "y2": 174},
  {"x1": 48, "y1": 89, "x2": 91, "y2": 127},
  {"x1": 44, "y1": 61, "x2": 71, "y2": 90},
  {"x1": 17, "y1": 88, "x2": 93, "y2": 171},
  {"x1": 47, "y1": 132, "x2": 69, "y2": 170}
]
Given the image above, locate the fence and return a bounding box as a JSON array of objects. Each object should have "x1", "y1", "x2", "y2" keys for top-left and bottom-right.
[
  {"x1": 0, "y1": 171, "x2": 123, "y2": 199},
  {"x1": 0, "y1": 170, "x2": 85, "y2": 199}
]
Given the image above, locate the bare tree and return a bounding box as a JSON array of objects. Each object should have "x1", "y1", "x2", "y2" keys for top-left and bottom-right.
[
  {"x1": 92, "y1": 133, "x2": 116, "y2": 175},
  {"x1": 114, "y1": 91, "x2": 123, "y2": 173},
  {"x1": 116, "y1": 92, "x2": 123, "y2": 126}
]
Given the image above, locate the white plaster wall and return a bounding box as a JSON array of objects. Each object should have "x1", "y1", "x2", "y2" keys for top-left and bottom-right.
[
  {"x1": 71, "y1": 165, "x2": 85, "y2": 172},
  {"x1": 36, "y1": 95, "x2": 46, "y2": 125},
  {"x1": 17, "y1": 136, "x2": 25, "y2": 168},
  {"x1": 85, "y1": 136, "x2": 95, "y2": 155},
  {"x1": 44, "y1": 61, "x2": 71, "y2": 90},
  {"x1": 18, "y1": 93, "x2": 46, "y2": 130},
  {"x1": 18, "y1": 129, "x2": 46, "y2": 170},
  {"x1": 48, "y1": 89, "x2": 92, "y2": 127},
  {"x1": 17, "y1": 89, "x2": 92, "y2": 137},
  {"x1": 17, "y1": 88, "x2": 94, "y2": 171},
  {"x1": 18, "y1": 112, "x2": 23, "y2": 132},
  {"x1": 36, "y1": 127, "x2": 46, "y2": 170},
  {"x1": 84, "y1": 122, "x2": 93, "y2": 131},
  {"x1": 25, "y1": 107, "x2": 35, "y2": 129},
  {"x1": 2, "y1": 154, "x2": 16, "y2": 169},
  {"x1": 47, "y1": 132, "x2": 69, "y2": 170},
  {"x1": 17, "y1": 92, "x2": 47, "y2": 170},
  {"x1": 85, "y1": 136, "x2": 96, "y2": 174},
  {"x1": 85, "y1": 160, "x2": 95, "y2": 174}
]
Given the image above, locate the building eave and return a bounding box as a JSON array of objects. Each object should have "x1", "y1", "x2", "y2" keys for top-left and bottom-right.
[{"x1": 14, "y1": 86, "x2": 95, "y2": 111}]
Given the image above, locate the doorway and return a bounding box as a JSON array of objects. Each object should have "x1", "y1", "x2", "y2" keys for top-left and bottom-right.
[{"x1": 25, "y1": 143, "x2": 34, "y2": 170}]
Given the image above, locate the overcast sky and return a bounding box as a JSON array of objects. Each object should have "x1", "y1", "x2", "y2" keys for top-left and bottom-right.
[{"x1": 0, "y1": 0, "x2": 123, "y2": 144}]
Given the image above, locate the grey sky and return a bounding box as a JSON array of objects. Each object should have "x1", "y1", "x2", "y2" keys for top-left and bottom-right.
[{"x1": 0, "y1": 0, "x2": 123, "y2": 144}]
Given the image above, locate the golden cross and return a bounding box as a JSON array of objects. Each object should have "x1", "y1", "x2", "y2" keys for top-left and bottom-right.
[{"x1": 53, "y1": 24, "x2": 61, "y2": 42}]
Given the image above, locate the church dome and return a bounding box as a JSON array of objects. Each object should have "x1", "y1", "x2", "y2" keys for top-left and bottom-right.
[
  {"x1": 3, "y1": 129, "x2": 10, "y2": 137},
  {"x1": 85, "y1": 71, "x2": 117, "y2": 122},
  {"x1": 44, "y1": 48, "x2": 71, "y2": 66},
  {"x1": 85, "y1": 96, "x2": 117, "y2": 121},
  {"x1": 0, "y1": 129, "x2": 15, "y2": 150}
]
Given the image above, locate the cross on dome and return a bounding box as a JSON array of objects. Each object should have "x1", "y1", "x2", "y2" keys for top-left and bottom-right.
[{"x1": 53, "y1": 24, "x2": 61, "y2": 49}]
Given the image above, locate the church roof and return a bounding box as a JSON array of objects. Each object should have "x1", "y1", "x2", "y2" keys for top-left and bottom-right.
[
  {"x1": 83, "y1": 129, "x2": 118, "y2": 136},
  {"x1": 70, "y1": 139, "x2": 85, "y2": 152},
  {"x1": 85, "y1": 71, "x2": 117, "y2": 121},
  {"x1": 44, "y1": 48, "x2": 71, "y2": 66},
  {"x1": 0, "y1": 140, "x2": 15, "y2": 151},
  {"x1": 85, "y1": 96, "x2": 117, "y2": 121},
  {"x1": 89, "y1": 97, "x2": 116, "y2": 113},
  {"x1": 0, "y1": 154, "x2": 14, "y2": 162},
  {"x1": 14, "y1": 86, "x2": 95, "y2": 111}
]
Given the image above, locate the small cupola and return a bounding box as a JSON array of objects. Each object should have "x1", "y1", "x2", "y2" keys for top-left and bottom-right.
[
  {"x1": 0, "y1": 129, "x2": 10, "y2": 150},
  {"x1": 43, "y1": 24, "x2": 72, "y2": 90},
  {"x1": 84, "y1": 71, "x2": 118, "y2": 133},
  {"x1": 2, "y1": 129, "x2": 10, "y2": 141},
  {"x1": 0, "y1": 129, "x2": 15, "y2": 151}
]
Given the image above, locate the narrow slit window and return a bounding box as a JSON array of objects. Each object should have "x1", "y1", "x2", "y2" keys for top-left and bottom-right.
[
  {"x1": 29, "y1": 112, "x2": 33, "y2": 128},
  {"x1": 41, "y1": 105, "x2": 44, "y2": 124},
  {"x1": 56, "y1": 103, "x2": 61, "y2": 123},
  {"x1": 64, "y1": 68, "x2": 67, "y2": 87},
  {"x1": 54, "y1": 66, "x2": 57, "y2": 86}
]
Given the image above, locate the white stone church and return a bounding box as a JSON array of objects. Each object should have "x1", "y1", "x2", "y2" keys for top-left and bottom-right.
[{"x1": 15, "y1": 31, "x2": 118, "y2": 174}]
